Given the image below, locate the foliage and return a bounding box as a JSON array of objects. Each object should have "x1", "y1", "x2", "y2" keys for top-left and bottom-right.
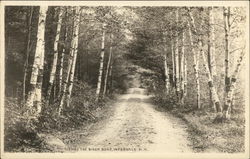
[{"x1": 4, "y1": 98, "x2": 46, "y2": 152}]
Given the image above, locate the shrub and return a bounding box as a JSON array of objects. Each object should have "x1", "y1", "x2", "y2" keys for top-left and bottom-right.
[{"x1": 4, "y1": 97, "x2": 45, "y2": 152}]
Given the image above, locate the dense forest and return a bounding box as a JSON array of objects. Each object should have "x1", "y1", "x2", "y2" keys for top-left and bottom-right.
[{"x1": 4, "y1": 5, "x2": 247, "y2": 153}]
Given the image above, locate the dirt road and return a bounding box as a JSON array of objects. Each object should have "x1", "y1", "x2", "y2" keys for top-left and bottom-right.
[{"x1": 75, "y1": 87, "x2": 192, "y2": 153}]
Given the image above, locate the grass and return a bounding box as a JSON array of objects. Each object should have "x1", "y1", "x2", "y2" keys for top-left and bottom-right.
[
  {"x1": 164, "y1": 107, "x2": 245, "y2": 153},
  {"x1": 152, "y1": 89, "x2": 245, "y2": 153},
  {"x1": 4, "y1": 80, "x2": 119, "y2": 152}
]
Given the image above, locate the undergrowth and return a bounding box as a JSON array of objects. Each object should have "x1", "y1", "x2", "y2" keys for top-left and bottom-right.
[
  {"x1": 4, "y1": 81, "x2": 115, "y2": 152},
  {"x1": 152, "y1": 89, "x2": 245, "y2": 153}
]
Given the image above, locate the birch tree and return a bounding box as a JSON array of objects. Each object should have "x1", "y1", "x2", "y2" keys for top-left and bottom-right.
[
  {"x1": 224, "y1": 7, "x2": 231, "y2": 101},
  {"x1": 46, "y1": 7, "x2": 63, "y2": 100},
  {"x1": 103, "y1": 34, "x2": 113, "y2": 96},
  {"x1": 25, "y1": 6, "x2": 48, "y2": 115},
  {"x1": 187, "y1": 8, "x2": 201, "y2": 109},
  {"x1": 58, "y1": 26, "x2": 67, "y2": 95},
  {"x1": 108, "y1": 50, "x2": 114, "y2": 94},
  {"x1": 199, "y1": 39, "x2": 222, "y2": 114},
  {"x1": 96, "y1": 23, "x2": 106, "y2": 100},
  {"x1": 65, "y1": 7, "x2": 81, "y2": 107},
  {"x1": 183, "y1": 53, "x2": 187, "y2": 97},
  {"x1": 163, "y1": 33, "x2": 170, "y2": 93},
  {"x1": 180, "y1": 30, "x2": 185, "y2": 103},
  {"x1": 34, "y1": 36, "x2": 45, "y2": 114},
  {"x1": 207, "y1": 7, "x2": 217, "y2": 111},
  {"x1": 174, "y1": 9, "x2": 180, "y2": 97},
  {"x1": 171, "y1": 34, "x2": 176, "y2": 88},
  {"x1": 207, "y1": 7, "x2": 217, "y2": 77},
  {"x1": 222, "y1": 50, "x2": 245, "y2": 119},
  {"x1": 58, "y1": 7, "x2": 80, "y2": 114}
]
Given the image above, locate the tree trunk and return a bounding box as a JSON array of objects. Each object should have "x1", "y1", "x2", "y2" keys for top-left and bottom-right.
[
  {"x1": 208, "y1": 7, "x2": 217, "y2": 76},
  {"x1": 175, "y1": 9, "x2": 180, "y2": 97},
  {"x1": 187, "y1": 8, "x2": 201, "y2": 109},
  {"x1": 163, "y1": 34, "x2": 170, "y2": 93},
  {"x1": 208, "y1": 7, "x2": 217, "y2": 111},
  {"x1": 46, "y1": 7, "x2": 63, "y2": 100},
  {"x1": 25, "y1": 6, "x2": 48, "y2": 116},
  {"x1": 103, "y1": 34, "x2": 113, "y2": 97},
  {"x1": 108, "y1": 52, "x2": 114, "y2": 94},
  {"x1": 180, "y1": 31, "x2": 185, "y2": 103},
  {"x1": 58, "y1": 7, "x2": 79, "y2": 114},
  {"x1": 58, "y1": 26, "x2": 67, "y2": 95},
  {"x1": 224, "y1": 7, "x2": 231, "y2": 102},
  {"x1": 171, "y1": 35, "x2": 176, "y2": 89},
  {"x1": 65, "y1": 7, "x2": 81, "y2": 108},
  {"x1": 184, "y1": 54, "x2": 187, "y2": 97},
  {"x1": 223, "y1": 51, "x2": 244, "y2": 119},
  {"x1": 187, "y1": 21, "x2": 201, "y2": 109},
  {"x1": 23, "y1": 6, "x2": 33, "y2": 102},
  {"x1": 96, "y1": 23, "x2": 106, "y2": 100},
  {"x1": 164, "y1": 52, "x2": 170, "y2": 93},
  {"x1": 199, "y1": 39, "x2": 222, "y2": 113},
  {"x1": 34, "y1": 35, "x2": 46, "y2": 115}
]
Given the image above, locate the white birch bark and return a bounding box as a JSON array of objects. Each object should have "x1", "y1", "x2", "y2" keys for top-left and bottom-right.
[
  {"x1": 171, "y1": 35, "x2": 176, "y2": 88},
  {"x1": 180, "y1": 31, "x2": 185, "y2": 103},
  {"x1": 208, "y1": 7, "x2": 217, "y2": 76},
  {"x1": 223, "y1": 51, "x2": 244, "y2": 119},
  {"x1": 65, "y1": 7, "x2": 81, "y2": 108},
  {"x1": 187, "y1": 8, "x2": 201, "y2": 109},
  {"x1": 187, "y1": 21, "x2": 201, "y2": 109},
  {"x1": 46, "y1": 7, "x2": 63, "y2": 99},
  {"x1": 175, "y1": 9, "x2": 180, "y2": 96},
  {"x1": 224, "y1": 7, "x2": 231, "y2": 100},
  {"x1": 199, "y1": 40, "x2": 222, "y2": 113},
  {"x1": 58, "y1": 28, "x2": 67, "y2": 95},
  {"x1": 163, "y1": 34, "x2": 170, "y2": 93},
  {"x1": 58, "y1": 7, "x2": 79, "y2": 114},
  {"x1": 184, "y1": 54, "x2": 187, "y2": 97},
  {"x1": 26, "y1": 6, "x2": 48, "y2": 115},
  {"x1": 108, "y1": 52, "x2": 114, "y2": 94},
  {"x1": 103, "y1": 34, "x2": 113, "y2": 96},
  {"x1": 34, "y1": 38, "x2": 45, "y2": 115},
  {"x1": 96, "y1": 23, "x2": 106, "y2": 100}
]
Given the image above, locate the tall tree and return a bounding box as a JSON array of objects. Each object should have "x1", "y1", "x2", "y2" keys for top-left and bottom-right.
[
  {"x1": 187, "y1": 8, "x2": 201, "y2": 109},
  {"x1": 103, "y1": 34, "x2": 113, "y2": 96},
  {"x1": 180, "y1": 30, "x2": 185, "y2": 103},
  {"x1": 25, "y1": 6, "x2": 48, "y2": 116},
  {"x1": 207, "y1": 7, "x2": 217, "y2": 111},
  {"x1": 108, "y1": 48, "x2": 114, "y2": 94},
  {"x1": 207, "y1": 7, "x2": 217, "y2": 77},
  {"x1": 171, "y1": 33, "x2": 176, "y2": 89},
  {"x1": 96, "y1": 23, "x2": 106, "y2": 100},
  {"x1": 183, "y1": 52, "x2": 187, "y2": 97},
  {"x1": 174, "y1": 9, "x2": 180, "y2": 97},
  {"x1": 222, "y1": 50, "x2": 245, "y2": 119},
  {"x1": 199, "y1": 39, "x2": 222, "y2": 114},
  {"x1": 58, "y1": 25, "x2": 67, "y2": 96},
  {"x1": 46, "y1": 7, "x2": 63, "y2": 100},
  {"x1": 65, "y1": 7, "x2": 81, "y2": 107},
  {"x1": 58, "y1": 7, "x2": 80, "y2": 114},
  {"x1": 34, "y1": 34, "x2": 45, "y2": 114},
  {"x1": 224, "y1": 7, "x2": 231, "y2": 102},
  {"x1": 163, "y1": 33, "x2": 170, "y2": 93},
  {"x1": 23, "y1": 6, "x2": 33, "y2": 102}
]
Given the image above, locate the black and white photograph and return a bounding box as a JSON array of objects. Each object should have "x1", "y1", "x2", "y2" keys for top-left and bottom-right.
[{"x1": 0, "y1": 1, "x2": 249, "y2": 159}]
